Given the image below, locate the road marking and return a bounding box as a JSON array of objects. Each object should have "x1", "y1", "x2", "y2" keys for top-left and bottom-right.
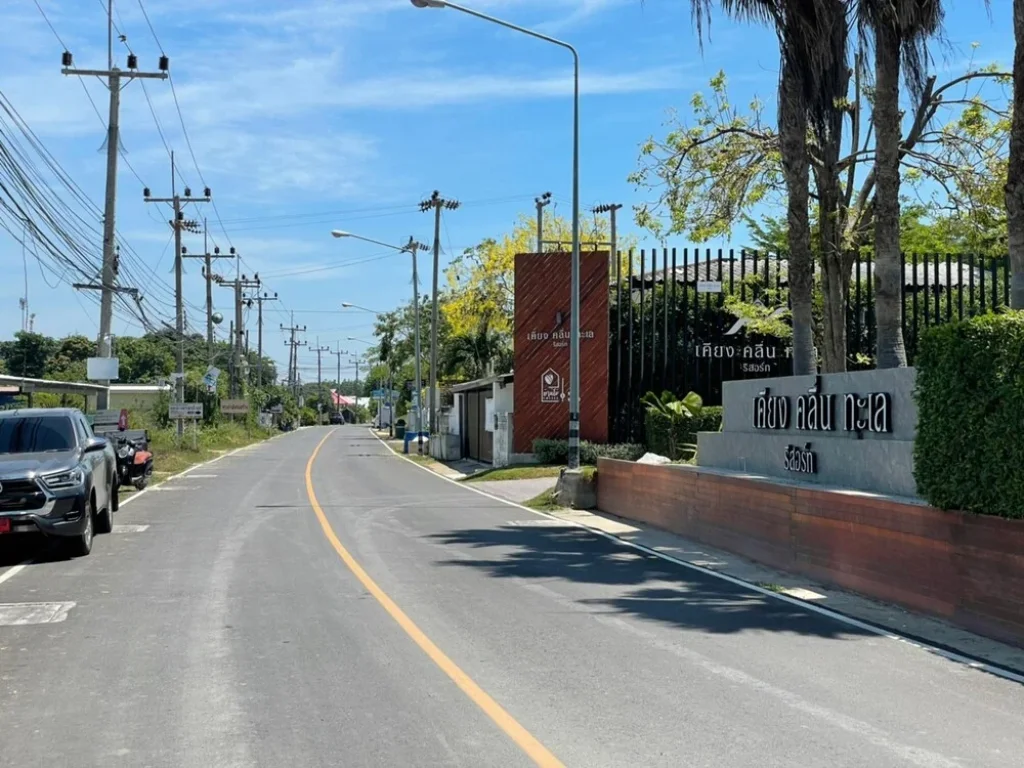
[
  {"x1": 183, "y1": 474, "x2": 218, "y2": 479},
  {"x1": 112, "y1": 524, "x2": 150, "y2": 533},
  {"x1": 369, "y1": 429, "x2": 1024, "y2": 686},
  {"x1": 0, "y1": 601, "x2": 75, "y2": 625},
  {"x1": 305, "y1": 430, "x2": 565, "y2": 768},
  {"x1": 507, "y1": 520, "x2": 575, "y2": 528},
  {"x1": 0, "y1": 563, "x2": 30, "y2": 586}
]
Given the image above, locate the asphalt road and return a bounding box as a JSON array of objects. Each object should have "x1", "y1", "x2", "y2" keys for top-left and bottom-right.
[{"x1": 0, "y1": 425, "x2": 1021, "y2": 767}]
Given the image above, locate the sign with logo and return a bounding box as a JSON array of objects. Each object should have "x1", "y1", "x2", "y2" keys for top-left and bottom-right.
[
  {"x1": 513, "y1": 251, "x2": 609, "y2": 453},
  {"x1": 697, "y1": 280, "x2": 722, "y2": 293},
  {"x1": 169, "y1": 402, "x2": 203, "y2": 420},
  {"x1": 203, "y1": 366, "x2": 221, "y2": 389},
  {"x1": 221, "y1": 399, "x2": 249, "y2": 415},
  {"x1": 540, "y1": 368, "x2": 563, "y2": 404}
]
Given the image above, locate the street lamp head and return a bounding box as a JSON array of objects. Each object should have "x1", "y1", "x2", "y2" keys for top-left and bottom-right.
[
  {"x1": 411, "y1": 0, "x2": 446, "y2": 7},
  {"x1": 341, "y1": 302, "x2": 353, "y2": 308},
  {"x1": 330, "y1": 230, "x2": 350, "y2": 239}
]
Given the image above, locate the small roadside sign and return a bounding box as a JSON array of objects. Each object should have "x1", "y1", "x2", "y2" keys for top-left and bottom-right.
[
  {"x1": 221, "y1": 399, "x2": 249, "y2": 415},
  {"x1": 697, "y1": 280, "x2": 723, "y2": 293},
  {"x1": 169, "y1": 402, "x2": 203, "y2": 420},
  {"x1": 93, "y1": 410, "x2": 121, "y2": 427}
]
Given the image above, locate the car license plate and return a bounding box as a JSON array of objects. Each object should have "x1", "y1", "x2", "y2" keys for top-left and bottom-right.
[{"x1": 0, "y1": 518, "x2": 10, "y2": 534}]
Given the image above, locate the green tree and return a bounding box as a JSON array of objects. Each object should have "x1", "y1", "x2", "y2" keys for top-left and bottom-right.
[
  {"x1": 1008, "y1": 0, "x2": 1024, "y2": 308},
  {"x1": 633, "y1": 62, "x2": 1010, "y2": 370},
  {"x1": 861, "y1": 0, "x2": 943, "y2": 369},
  {"x1": 0, "y1": 332, "x2": 57, "y2": 378}
]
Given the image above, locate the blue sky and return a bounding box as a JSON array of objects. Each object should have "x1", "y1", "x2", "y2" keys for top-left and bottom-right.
[{"x1": 0, "y1": 0, "x2": 1013, "y2": 382}]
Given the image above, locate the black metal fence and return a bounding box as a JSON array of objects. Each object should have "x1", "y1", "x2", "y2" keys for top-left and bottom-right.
[{"x1": 608, "y1": 248, "x2": 1015, "y2": 443}]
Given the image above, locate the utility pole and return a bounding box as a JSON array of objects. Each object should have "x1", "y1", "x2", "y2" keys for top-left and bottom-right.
[
  {"x1": 281, "y1": 317, "x2": 307, "y2": 399},
  {"x1": 144, "y1": 153, "x2": 209, "y2": 436},
  {"x1": 314, "y1": 342, "x2": 330, "y2": 423},
  {"x1": 535, "y1": 192, "x2": 552, "y2": 253},
  {"x1": 217, "y1": 273, "x2": 261, "y2": 397},
  {"x1": 329, "y1": 344, "x2": 348, "y2": 415},
  {"x1": 248, "y1": 291, "x2": 278, "y2": 387},
  {"x1": 350, "y1": 356, "x2": 361, "y2": 422},
  {"x1": 182, "y1": 221, "x2": 236, "y2": 362},
  {"x1": 419, "y1": 190, "x2": 460, "y2": 443},
  {"x1": 409, "y1": 235, "x2": 425, "y2": 455},
  {"x1": 61, "y1": 12, "x2": 168, "y2": 409},
  {"x1": 593, "y1": 203, "x2": 623, "y2": 276}
]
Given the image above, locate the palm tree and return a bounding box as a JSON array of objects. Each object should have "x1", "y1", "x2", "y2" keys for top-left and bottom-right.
[
  {"x1": 1008, "y1": 0, "x2": 1024, "y2": 309},
  {"x1": 861, "y1": 0, "x2": 943, "y2": 367},
  {"x1": 440, "y1": 319, "x2": 512, "y2": 381},
  {"x1": 686, "y1": 0, "x2": 849, "y2": 375}
]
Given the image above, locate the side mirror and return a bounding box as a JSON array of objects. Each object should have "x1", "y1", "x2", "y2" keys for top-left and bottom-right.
[{"x1": 84, "y1": 436, "x2": 108, "y2": 453}]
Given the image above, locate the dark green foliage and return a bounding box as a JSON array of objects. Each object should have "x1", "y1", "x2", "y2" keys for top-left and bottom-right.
[
  {"x1": 914, "y1": 312, "x2": 1024, "y2": 518},
  {"x1": 644, "y1": 406, "x2": 723, "y2": 461},
  {"x1": 531, "y1": 439, "x2": 645, "y2": 465}
]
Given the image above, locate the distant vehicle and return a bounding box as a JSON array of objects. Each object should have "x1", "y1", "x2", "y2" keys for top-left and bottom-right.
[
  {"x1": 329, "y1": 412, "x2": 345, "y2": 425},
  {"x1": 0, "y1": 408, "x2": 118, "y2": 556}
]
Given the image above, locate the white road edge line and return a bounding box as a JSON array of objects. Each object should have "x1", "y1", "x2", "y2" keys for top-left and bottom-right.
[
  {"x1": 0, "y1": 430, "x2": 294, "y2": 589},
  {"x1": 368, "y1": 428, "x2": 1024, "y2": 686}
]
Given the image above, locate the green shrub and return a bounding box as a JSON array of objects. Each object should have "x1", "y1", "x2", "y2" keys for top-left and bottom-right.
[
  {"x1": 914, "y1": 312, "x2": 1024, "y2": 518},
  {"x1": 581, "y1": 441, "x2": 646, "y2": 463},
  {"x1": 531, "y1": 439, "x2": 645, "y2": 465},
  {"x1": 644, "y1": 405, "x2": 722, "y2": 461}
]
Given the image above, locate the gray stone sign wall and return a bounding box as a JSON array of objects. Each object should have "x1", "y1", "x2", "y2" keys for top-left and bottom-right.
[{"x1": 697, "y1": 368, "x2": 918, "y2": 497}]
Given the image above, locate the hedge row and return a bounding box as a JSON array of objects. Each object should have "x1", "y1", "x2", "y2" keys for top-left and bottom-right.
[
  {"x1": 644, "y1": 406, "x2": 723, "y2": 461},
  {"x1": 914, "y1": 312, "x2": 1024, "y2": 519},
  {"x1": 532, "y1": 439, "x2": 646, "y2": 465}
]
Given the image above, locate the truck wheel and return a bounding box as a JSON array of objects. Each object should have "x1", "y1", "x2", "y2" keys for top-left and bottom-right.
[
  {"x1": 96, "y1": 482, "x2": 114, "y2": 534},
  {"x1": 68, "y1": 498, "x2": 94, "y2": 557}
]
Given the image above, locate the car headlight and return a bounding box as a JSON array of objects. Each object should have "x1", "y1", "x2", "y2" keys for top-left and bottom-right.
[
  {"x1": 117, "y1": 446, "x2": 130, "y2": 459},
  {"x1": 41, "y1": 468, "x2": 85, "y2": 490}
]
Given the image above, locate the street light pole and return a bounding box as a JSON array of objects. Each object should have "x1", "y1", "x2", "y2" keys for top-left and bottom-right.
[{"x1": 410, "y1": 0, "x2": 582, "y2": 470}]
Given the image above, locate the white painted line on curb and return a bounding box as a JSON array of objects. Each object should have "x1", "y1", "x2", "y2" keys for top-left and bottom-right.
[
  {"x1": 0, "y1": 601, "x2": 75, "y2": 625},
  {"x1": 369, "y1": 428, "x2": 1024, "y2": 686},
  {"x1": 112, "y1": 524, "x2": 150, "y2": 533}
]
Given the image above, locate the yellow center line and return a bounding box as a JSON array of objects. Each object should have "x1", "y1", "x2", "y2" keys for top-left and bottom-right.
[{"x1": 304, "y1": 430, "x2": 566, "y2": 768}]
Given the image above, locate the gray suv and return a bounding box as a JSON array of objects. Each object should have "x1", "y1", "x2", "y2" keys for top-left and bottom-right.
[{"x1": 0, "y1": 408, "x2": 118, "y2": 556}]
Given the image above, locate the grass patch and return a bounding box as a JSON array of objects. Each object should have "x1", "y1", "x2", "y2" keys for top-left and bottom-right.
[
  {"x1": 580, "y1": 466, "x2": 597, "y2": 481},
  {"x1": 121, "y1": 422, "x2": 274, "y2": 495},
  {"x1": 523, "y1": 487, "x2": 562, "y2": 512},
  {"x1": 463, "y1": 465, "x2": 563, "y2": 483},
  {"x1": 756, "y1": 582, "x2": 786, "y2": 593}
]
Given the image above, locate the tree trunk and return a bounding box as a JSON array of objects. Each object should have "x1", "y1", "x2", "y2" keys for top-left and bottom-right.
[
  {"x1": 1008, "y1": 0, "x2": 1024, "y2": 309},
  {"x1": 815, "y1": 103, "x2": 849, "y2": 374},
  {"x1": 779, "y1": 58, "x2": 816, "y2": 375},
  {"x1": 874, "y1": 22, "x2": 909, "y2": 366}
]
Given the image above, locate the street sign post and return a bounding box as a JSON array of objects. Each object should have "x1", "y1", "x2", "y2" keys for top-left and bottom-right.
[
  {"x1": 169, "y1": 402, "x2": 203, "y2": 420},
  {"x1": 221, "y1": 399, "x2": 249, "y2": 415}
]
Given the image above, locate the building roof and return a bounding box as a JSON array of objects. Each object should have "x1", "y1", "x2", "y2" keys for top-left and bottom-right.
[
  {"x1": 0, "y1": 374, "x2": 108, "y2": 396},
  {"x1": 450, "y1": 372, "x2": 514, "y2": 393},
  {"x1": 109, "y1": 384, "x2": 171, "y2": 393}
]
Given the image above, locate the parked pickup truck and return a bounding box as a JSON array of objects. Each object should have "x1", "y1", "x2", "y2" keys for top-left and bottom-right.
[{"x1": 0, "y1": 408, "x2": 118, "y2": 556}]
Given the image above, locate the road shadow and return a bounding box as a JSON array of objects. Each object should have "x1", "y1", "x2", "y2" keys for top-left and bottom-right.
[
  {"x1": 0, "y1": 535, "x2": 68, "y2": 567},
  {"x1": 429, "y1": 524, "x2": 872, "y2": 640}
]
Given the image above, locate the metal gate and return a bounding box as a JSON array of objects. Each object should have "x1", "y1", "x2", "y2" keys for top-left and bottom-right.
[{"x1": 463, "y1": 390, "x2": 493, "y2": 463}]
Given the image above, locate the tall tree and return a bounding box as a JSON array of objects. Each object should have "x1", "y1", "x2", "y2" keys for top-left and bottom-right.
[
  {"x1": 675, "y1": 0, "x2": 852, "y2": 374},
  {"x1": 1008, "y1": 0, "x2": 1024, "y2": 308},
  {"x1": 863, "y1": 0, "x2": 943, "y2": 367}
]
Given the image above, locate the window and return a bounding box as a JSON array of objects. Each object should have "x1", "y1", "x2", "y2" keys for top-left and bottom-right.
[{"x1": 0, "y1": 417, "x2": 77, "y2": 454}]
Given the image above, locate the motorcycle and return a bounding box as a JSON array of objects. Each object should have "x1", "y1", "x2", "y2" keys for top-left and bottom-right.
[{"x1": 116, "y1": 435, "x2": 153, "y2": 491}]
